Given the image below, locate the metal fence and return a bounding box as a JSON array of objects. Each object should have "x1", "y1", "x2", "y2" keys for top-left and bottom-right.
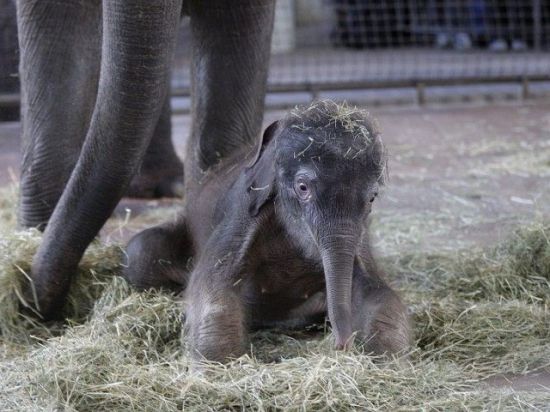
[
  {"x1": 171, "y1": 0, "x2": 550, "y2": 94},
  {"x1": 2, "y1": 0, "x2": 550, "y2": 119}
]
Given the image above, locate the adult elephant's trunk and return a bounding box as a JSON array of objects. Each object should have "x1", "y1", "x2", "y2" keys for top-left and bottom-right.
[{"x1": 319, "y1": 224, "x2": 358, "y2": 350}]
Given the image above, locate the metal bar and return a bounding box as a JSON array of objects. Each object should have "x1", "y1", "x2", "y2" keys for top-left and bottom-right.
[
  {"x1": 522, "y1": 77, "x2": 530, "y2": 99},
  {"x1": 533, "y1": 0, "x2": 542, "y2": 51},
  {"x1": 417, "y1": 82, "x2": 426, "y2": 105},
  {"x1": 3, "y1": 77, "x2": 550, "y2": 110},
  {"x1": 170, "y1": 75, "x2": 550, "y2": 96},
  {"x1": 0, "y1": 93, "x2": 19, "y2": 106}
]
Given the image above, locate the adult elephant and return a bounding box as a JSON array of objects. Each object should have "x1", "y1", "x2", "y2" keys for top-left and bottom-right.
[{"x1": 17, "y1": 0, "x2": 275, "y2": 318}]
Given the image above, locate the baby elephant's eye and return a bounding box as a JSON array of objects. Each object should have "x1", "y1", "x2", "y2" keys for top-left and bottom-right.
[
  {"x1": 369, "y1": 192, "x2": 378, "y2": 203},
  {"x1": 294, "y1": 179, "x2": 311, "y2": 200}
]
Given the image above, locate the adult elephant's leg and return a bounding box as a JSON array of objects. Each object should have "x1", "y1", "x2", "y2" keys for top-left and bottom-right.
[
  {"x1": 185, "y1": 0, "x2": 276, "y2": 183},
  {"x1": 30, "y1": 0, "x2": 183, "y2": 319},
  {"x1": 127, "y1": 84, "x2": 184, "y2": 198},
  {"x1": 17, "y1": 0, "x2": 101, "y2": 229}
]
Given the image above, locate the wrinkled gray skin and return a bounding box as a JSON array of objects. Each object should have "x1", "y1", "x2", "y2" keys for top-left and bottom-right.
[
  {"x1": 125, "y1": 102, "x2": 411, "y2": 362},
  {"x1": 17, "y1": 0, "x2": 276, "y2": 318}
]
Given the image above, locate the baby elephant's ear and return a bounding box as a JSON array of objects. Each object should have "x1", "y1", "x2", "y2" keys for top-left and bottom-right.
[{"x1": 245, "y1": 120, "x2": 280, "y2": 217}]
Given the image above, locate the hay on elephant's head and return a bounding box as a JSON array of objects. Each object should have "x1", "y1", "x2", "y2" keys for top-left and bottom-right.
[
  {"x1": 287, "y1": 100, "x2": 388, "y2": 184},
  {"x1": 289, "y1": 100, "x2": 379, "y2": 145}
]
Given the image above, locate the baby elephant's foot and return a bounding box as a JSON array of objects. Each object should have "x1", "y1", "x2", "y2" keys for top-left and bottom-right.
[
  {"x1": 353, "y1": 287, "x2": 411, "y2": 355},
  {"x1": 185, "y1": 292, "x2": 248, "y2": 363},
  {"x1": 123, "y1": 220, "x2": 192, "y2": 291}
]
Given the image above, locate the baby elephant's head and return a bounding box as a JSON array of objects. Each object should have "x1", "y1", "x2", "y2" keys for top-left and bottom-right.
[{"x1": 245, "y1": 101, "x2": 387, "y2": 349}]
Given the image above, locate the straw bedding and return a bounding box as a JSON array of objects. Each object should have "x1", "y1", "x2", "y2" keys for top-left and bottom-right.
[{"x1": 0, "y1": 187, "x2": 549, "y2": 410}]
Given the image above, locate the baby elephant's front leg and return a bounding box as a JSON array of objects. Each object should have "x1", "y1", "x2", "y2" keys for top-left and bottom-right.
[
  {"x1": 185, "y1": 285, "x2": 248, "y2": 363},
  {"x1": 352, "y1": 263, "x2": 411, "y2": 355}
]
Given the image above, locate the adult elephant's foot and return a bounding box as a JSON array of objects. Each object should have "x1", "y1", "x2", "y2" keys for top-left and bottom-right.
[
  {"x1": 24, "y1": 248, "x2": 77, "y2": 320},
  {"x1": 126, "y1": 157, "x2": 184, "y2": 198}
]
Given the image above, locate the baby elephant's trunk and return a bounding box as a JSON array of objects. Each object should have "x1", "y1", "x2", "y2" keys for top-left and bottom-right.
[{"x1": 319, "y1": 223, "x2": 358, "y2": 350}]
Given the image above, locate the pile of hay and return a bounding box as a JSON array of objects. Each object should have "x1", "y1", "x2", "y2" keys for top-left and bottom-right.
[{"x1": 0, "y1": 188, "x2": 549, "y2": 409}]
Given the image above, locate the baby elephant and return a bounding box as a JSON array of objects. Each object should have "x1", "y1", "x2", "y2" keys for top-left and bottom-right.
[{"x1": 124, "y1": 101, "x2": 410, "y2": 362}]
